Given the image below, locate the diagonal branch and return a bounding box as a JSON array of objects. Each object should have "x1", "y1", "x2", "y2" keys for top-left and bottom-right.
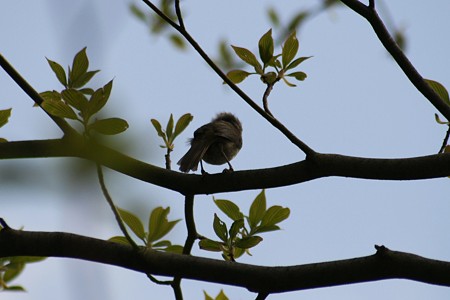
[
  {"x1": 339, "y1": 0, "x2": 450, "y2": 121},
  {"x1": 0, "y1": 139, "x2": 450, "y2": 195},
  {"x1": 141, "y1": 0, "x2": 315, "y2": 157},
  {"x1": 1, "y1": 226, "x2": 450, "y2": 293},
  {"x1": 0, "y1": 54, "x2": 76, "y2": 136}
]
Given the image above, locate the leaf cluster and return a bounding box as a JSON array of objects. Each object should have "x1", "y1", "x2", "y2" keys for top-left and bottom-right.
[
  {"x1": 204, "y1": 289, "x2": 228, "y2": 300},
  {"x1": 41, "y1": 48, "x2": 128, "y2": 136},
  {"x1": 227, "y1": 29, "x2": 311, "y2": 88},
  {"x1": 109, "y1": 207, "x2": 183, "y2": 254},
  {"x1": 199, "y1": 190, "x2": 290, "y2": 261},
  {"x1": 151, "y1": 113, "x2": 193, "y2": 151},
  {"x1": 0, "y1": 108, "x2": 12, "y2": 142},
  {"x1": 0, "y1": 237, "x2": 45, "y2": 292}
]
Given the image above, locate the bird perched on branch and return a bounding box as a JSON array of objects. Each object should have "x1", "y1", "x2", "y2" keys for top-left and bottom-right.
[{"x1": 177, "y1": 112, "x2": 243, "y2": 174}]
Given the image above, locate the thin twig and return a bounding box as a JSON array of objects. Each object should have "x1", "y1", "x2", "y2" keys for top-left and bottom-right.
[
  {"x1": 147, "y1": 274, "x2": 173, "y2": 285},
  {"x1": 262, "y1": 84, "x2": 275, "y2": 117},
  {"x1": 438, "y1": 125, "x2": 450, "y2": 153},
  {"x1": 171, "y1": 194, "x2": 197, "y2": 300},
  {"x1": 141, "y1": 0, "x2": 316, "y2": 157},
  {"x1": 0, "y1": 54, "x2": 75, "y2": 136},
  {"x1": 369, "y1": 0, "x2": 375, "y2": 9},
  {"x1": 96, "y1": 164, "x2": 139, "y2": 250},
  {"x1": 255, "y1": 292, "x2": 269, "y2": 300},
  {"x1": 174, "y1": 0, "x2": 185, "y2": 30}
]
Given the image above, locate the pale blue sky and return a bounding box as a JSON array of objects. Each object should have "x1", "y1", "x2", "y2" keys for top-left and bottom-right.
[{"x1": 1, "y1": 1, "x2": 450, "y2": 300}]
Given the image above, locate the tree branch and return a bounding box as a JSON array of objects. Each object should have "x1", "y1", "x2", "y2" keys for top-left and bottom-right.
[
  {"x1": 141, "y1": 0, "x2": 315, "y2": 157},
  {"x1": 1, "y1": 227, "x2": 450, "y2": 293},
  {"x1": 339, "y1": 0, "x2": 450, "y2": 121},
  {"x1": 0, "y1": 139, "x2": 449, "y2": 195}
]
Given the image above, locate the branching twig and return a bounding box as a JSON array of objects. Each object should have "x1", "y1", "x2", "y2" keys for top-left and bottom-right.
[
  {"x1": 171, "y1": 194, "x2": 197, "y2": 300},
  {"x1": 141, "y1": 0, "x2": 316, "y2": 157},
  {"x1": 0, "y1": 54, "x2": 76, "y2": 136},
  {"x1": 438, "y1": 125, "x2": 450, "y2": 154},
  {"x1": 339, "y1": 0, "x2": 450, "y2": 121},
  {"x1": 174, "y1": 0, "x2": 185, "y2": 30},
  {"x1": 96, "y1": 163, "x2": 139, "y2": 250}
]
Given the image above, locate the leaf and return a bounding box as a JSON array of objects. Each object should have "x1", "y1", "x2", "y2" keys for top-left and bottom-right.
[
  {"x1": 258, "y1": 29, "x2": 274, "y2": 66},
  {"x1": 213, "y1": 214, "x2": 228, "y2": 242},
  {"x1": 286, "y1": 56, "x2": 312, "y2": 71},
  {"x1": 198, "y1": 239, "x2": 223, "y2": 252},
  {"x1": 282, "y1": 31, "x2": 299, "y2": 68},
  {"x1": 4, "y1": 285, "x2": 26, "y2": 292},
  {"x1": 251, "y1": 224, "x2": 280, "y2": 234},
  {"x1": 434, "y1": 113, "x2": 449, "y2": 125},
  {"x1": 169, "y1": 33, "x2": 186, "y2": 49},
  {"x1": 147, "y1": 207, "x2": 181, "y2": 243},
  {"x1": 46, "y1": 58, "x2": 67, "y2": 87},
  {"x1": 0, "y1": 108, "x2": 12, "y2": 128},
  {"x1": 40, "y1": 90, "x2": 61, "y2": 102},
  {"x1": 225, "y1": 70, "x2": 251, "y2": 84},
  {"x1": 231, "y1": 46, "x2": 262, "y2": 73},
  {"x1": 173, "y1": 113, "x2": 193, "y2": 140},
  {"x1": 69, "y1": 47, "x2": 89, "y2": 88},
  {"x1": 286, "y1": 71, "x2": 307, "y2": 81},
  {"x1": 3, "y1": 262, "x2": 24, "y2": 283},
  {"x1": 282, "y1": 76, "x2": 297, "y2": 87},
  {"x1": 229, "y1": 219, "x2": 244, "y2": 240},
  {"x1": 108, "y1": 236, "x2": 132, "y2": 245},
  {"x1": 249, "y1": 190, "x2": 266, "y2": 228},
  {"x1": 261, "y1": 206, "x2": 290, "y2": 227},
  {"x1": 89, "y1": 118, "x2": 129, "y2": 135},
  {"x1": 166, "y1": 114, "x2": 174, "y2": 143},
  {"x1": 425, "y1": 79, "x2": 450, "y2": 106},
  {"x1": 130, "y1": 3, "x2": 147, "y2": 22},
  {"x1": 86, "y1": 80, "x2": 113, "y2": 118},
  {"x1": 216, "y1": 289, "x2": 229, "y2": 300},
  {"x1": 151, "y1": 119, "x2": 165, "y2": 138},
  {"x1": 260, "y1": 72, "x2": 277, "y2": 85},
  {"x1": 204, "y1": 291, "x2": 214, "y2": 300},
  {"x1": 61, "y1": 88, "x2": 88, "y2": 111},
  {"x1": 163, "y1": 245, "x2": 183, "y2": 254},
  {"x1": 235, "y1": 236, "x2": 263, "y2": 249},
  {"x1": 118, "y1": 208, "x2": 146, "y2": 240},
  {"x1": 214, "y1": 199, "x2": 243, "y2": 221},
  {"x1": 71, "y1": 70, "x2": 100, "y2": 89},
  {"x1": 42, "y1": 100, "x2": 78, "y2": 119},
  {"x1": 267, "y1": 8, "x2": 280, "y2": 27}
]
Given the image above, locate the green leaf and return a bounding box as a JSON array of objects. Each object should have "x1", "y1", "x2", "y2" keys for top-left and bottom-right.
[
  {"x1": 267, "y1": 8, "x2": 280, "y2": 27},
  {"x1": 69, "y1": 47, "x2": 89, "y2": 88},
  {"x1": 163, "y1": 245, "x2": 183, "y2": 254},
  {"x1": 286, "y1": 56, "x2": 312, "y2": 71},
  {"x1": 42, "y1": 100, "x2": 78, "y2": 119},
  {"x1": 261, "y1": 206, "x2": 290, "y2": 227},
  {"x1": 4, "y1": 285, "x2": 26, "y2": 291},
  {"x1": 46, "y1": 58, "x2": 67, "y2": 86},
  {"x1": 213, "y1": 214, "x2": 228, "y2": 242},
  {"x1": 169, "y1": 33, "x2": 186, "y2": 49},
  {"x1": 249, "y1": 190, "x2": 266, "y2": 228},
  {"x1": 173, "y1": 113, "x2": 193, "y2": 140},
  {"x1": 86, "y1": 80, "x2": 113, "y2": 118},
  {"x1": 260, "y1": 72, "x2": 278, "y2": 85},
  {"x1": 252, "y1": 224, "x2": 280, "y2": 234},
  {"x1": 118, "y1": 208, "x2": 146, "y2": 240},
  {"x1": 216, "y1": 289, "x2": 229, "y2": 300},
  {"x1": 434, "y1": 113, "x2": 449, "y2": 125},
  {"x1": 225, "y1": 70, "x2": 251, "y2": 84},
  {"x1": 258, "y1": 29, "x2": 274, "y2": 66},
  {"x1": 71, "y1": 70, "x2": 100, "y2": 89},
  {"x1": 425, "y1": 79, "x2": 450, "y2": 106},
  {"x1": 214, "y1": 199, "x2": 243, "y2": 221},
  {"x1": 231, "y1": 46, "x2": 262, "y2": 73},
  {"x1": 61, "y1": 88, "x2": 88, "y2": 111},
  {"x1": 108, "y1": 236, "x2": 132, "y2": 245},
  {"x1": 286, "y1": 71, "x2": 307, "y2": 81},
  {"x1": 229, "y1": 219, "x2": 244, "y2": 240},
  {"x1": 89, "y1": 118, "x2": 129, "y2": 135},
  {"x1": 282, "y1": 31, "x2": 299, "y2": 68},
  {"x1": 282, "y1": 76, "x2": 297, "y2": 87},
  {"x1": 204, "y1": 291, "x2": 214, "y2": 300},
  {"x1": 40, "y1": 90, "x2": 61, "y2": 102},
  {"x1": 198, "y1": 239, "x2": 223, "y2": 252},
  {"x1": 0, "y1": 138, "x2": 7, "y2": 143},
  {"x1": 166, "y1": 114, "x2": 174, "y2": 142},
  {"x1": 0, "y1": 108, "x2": 12, "y2": 128},
  {"x1": 3, "y1": 262, "x2": 24, "y2": 283},
  {"x1": 130, "y1": 3, "x2": 147, "y2": 22},
  {"x1": 147, "y1": 207, "x2": 181, "y2": 243},
  {"x1": 151, "y1": 119, "x2": 165, "y2": 138},
  {"x1": 235, "y1": 236, "x2": 263, "y2": 249}
]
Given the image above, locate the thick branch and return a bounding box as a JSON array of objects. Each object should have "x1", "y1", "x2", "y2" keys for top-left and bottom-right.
[
  {"x1": 0, "y1": 139, "x2": 449, "y2": 195},
  {"x1": 339, "y1": 0, "x2": 450, "y2": 121},
  {"x1": 1, "y1": 227, "x2": 450, "y2": 293}
]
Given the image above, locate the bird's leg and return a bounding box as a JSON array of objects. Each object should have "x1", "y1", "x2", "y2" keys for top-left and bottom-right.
[
  {"x1": 221, "y1": 149, "x2": 234, "y2": 173},
  {"x1": 200, "y1": 160, "x2": 208, "y2": 175}
]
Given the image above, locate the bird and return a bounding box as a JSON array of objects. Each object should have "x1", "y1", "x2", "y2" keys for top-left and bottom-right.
[{"x1": 177, "y1": 112, "x2": 243, "y2": 174}]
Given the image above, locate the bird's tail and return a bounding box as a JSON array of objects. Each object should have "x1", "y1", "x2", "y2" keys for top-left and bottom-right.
[{"x1": 177, "y1": 141, "x2": 208, "y2": 173}]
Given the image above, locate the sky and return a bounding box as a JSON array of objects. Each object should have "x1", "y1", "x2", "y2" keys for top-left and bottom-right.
[{"x1": 1, "y1": 1, "x2": 450, "y2": 299}]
